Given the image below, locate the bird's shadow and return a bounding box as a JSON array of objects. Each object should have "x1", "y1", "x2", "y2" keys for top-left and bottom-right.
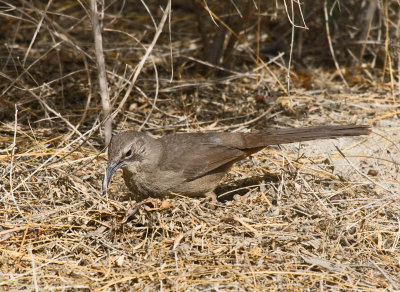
[{"x1": 215, "y1": 174, "x2": 279, "y2": 203}]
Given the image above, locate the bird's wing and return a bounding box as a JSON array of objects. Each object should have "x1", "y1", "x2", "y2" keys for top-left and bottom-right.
[{"x1": 159, "y1": 133, "x2": 247, "y2": 181}]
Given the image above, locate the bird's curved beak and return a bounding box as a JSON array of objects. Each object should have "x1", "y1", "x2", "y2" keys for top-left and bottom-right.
[{"x1": 102, "y1": 161, "x2": 124, "y2": 195}]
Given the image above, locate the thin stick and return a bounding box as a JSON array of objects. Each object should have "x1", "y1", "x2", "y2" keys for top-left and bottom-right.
[
  {"x1": 139, "y1": 58, "x2": 159, "y2": 131},
  {"x1": 90, "y1": 0, "x2": 112, "y2": 145},
  {"x1": 110, "y1": 0, "x2": 171, "y2": 122},
  {"x1": 323, "y1": 0, "x2": 348, "y2": 87},
  {"x1": 9, "y1": 104, "x2": 23, "y2": 217},
  {"x1": 22, "y1": 0, "x2": 54, "y2": 66}
]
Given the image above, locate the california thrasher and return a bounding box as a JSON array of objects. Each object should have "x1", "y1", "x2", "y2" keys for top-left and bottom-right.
[{"x1": 102, "y1": 125, "x2": 370, "y2": 201}]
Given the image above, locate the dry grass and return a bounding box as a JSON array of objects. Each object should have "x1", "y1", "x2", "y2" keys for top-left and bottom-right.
[{"x1": 1, "y1": 1, "x2": 399, "y2": 291}]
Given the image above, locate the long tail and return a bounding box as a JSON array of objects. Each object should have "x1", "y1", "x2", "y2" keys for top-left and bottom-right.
[{"x1": 243, "y1": 125, "x2": 370, "y2": 148}]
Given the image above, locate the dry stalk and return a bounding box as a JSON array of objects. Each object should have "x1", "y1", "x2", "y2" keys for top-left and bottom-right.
[{"x1": 90, "y1": 0, "x2": 112, "y2": 145}]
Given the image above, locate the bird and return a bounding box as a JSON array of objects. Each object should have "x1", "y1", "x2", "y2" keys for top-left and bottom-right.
[{"x1": 102, "y1": 125, "x2": 370, "y2": 201}]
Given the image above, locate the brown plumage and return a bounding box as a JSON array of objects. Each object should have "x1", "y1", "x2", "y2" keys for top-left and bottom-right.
[{"x1": 102, "y1": 125, "x2": 370, "y2": 201}]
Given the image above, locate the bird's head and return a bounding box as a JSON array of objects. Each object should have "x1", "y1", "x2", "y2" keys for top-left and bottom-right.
[{"x1": 102, "y1": 131, "x2": 154, "y2": 195}]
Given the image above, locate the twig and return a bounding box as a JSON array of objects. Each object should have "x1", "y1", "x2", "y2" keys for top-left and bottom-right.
[
  {"x1": 139, "y1": 58, "x2": 159, "y2": 131},
  {"x1": 110, "y1": 0, "x2": 171, "y2": 123},
  {"x1": 90, "y1": 0, "x2": 112, "y2": 145},
  {"x1": 9, "y1": 104, "x2": 23, "y2": 217},
  {"x1": 22, "y1": 0, "x2": 54, "y2": 66},
  {"x1": 323, "y1": 0, "x2": 348, "y2": 87}
]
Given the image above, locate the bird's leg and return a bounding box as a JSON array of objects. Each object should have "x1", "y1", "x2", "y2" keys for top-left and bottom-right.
[{"x1": 204, "y1": 191, "x2": 217, "y2": 203}]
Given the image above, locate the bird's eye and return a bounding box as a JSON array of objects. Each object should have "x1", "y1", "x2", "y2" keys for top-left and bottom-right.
[{"x1": 125, "y1": 150, "x2": 132, "y2": 157}]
